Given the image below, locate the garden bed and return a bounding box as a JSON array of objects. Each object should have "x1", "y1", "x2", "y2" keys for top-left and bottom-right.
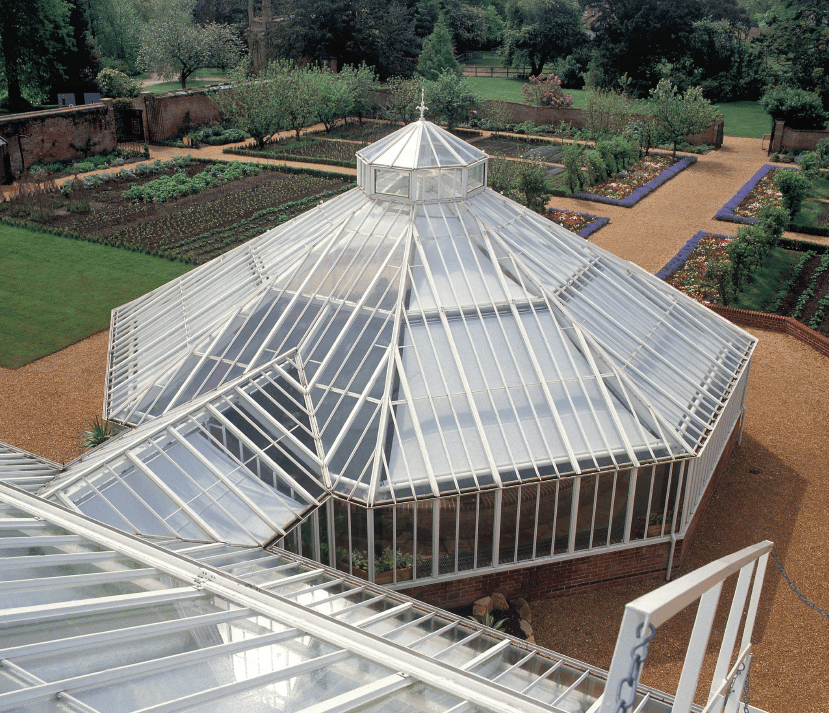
[
  {"x1": 474, "y1": 135, "x2": 565, "y2": 162},
  {"x1": 0, "y1": 159, "x2": 354, "y2": 264},
  {"x1": 546, "y1": 208, "x2": 608, "y2": 238},
  {"x1": 557, "y1": 153, "x2": 697, "y2": 208},
  {"x1": 658, "y1": 231, "x2": 829, "y2": 336},
  {"x1": 225, "y1": 137, "x2": 369, "y2": 167},
  {"x1": 306, "y1": 121, "x2": 482, "y2": 143}
]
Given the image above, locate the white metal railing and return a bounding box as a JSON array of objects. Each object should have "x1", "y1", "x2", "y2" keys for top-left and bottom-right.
[{"x1": 597, "y1": 540, "x2": 772, "y2": 713}]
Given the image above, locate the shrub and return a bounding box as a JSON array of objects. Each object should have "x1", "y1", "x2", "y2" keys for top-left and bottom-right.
[
  {"x1": 595, "y1": 140, "x2": 617, "y2": 175},
  {"x1": 562, "y1": 142, "x2": 583, "y2": 192},
  {"x1": 95, "y1": 68, "x2": 141, "y2": 99},
  {"x1": 757, "y1": 205, "x2": 788, "y2": 240},
  {"x1": 425, "y1": 70, "x2": 481, "y2": 129},
  {"x1": 521, "y1": 73, "x2": 573, "y2": 108},
  {"x1": 516, "y1": 160, "x2": 553, "y2": 212},
  {"x1": 770, "y1": 152, "x2": 781, "y2": 163},
  {"x1": 797, "y1": 151, "x2": 820, "y2": 180},
  {"x1": 582, "y1": 149, "x2": 608, "y2": 185},
  {"x1": 760, "y1": 87, "x2": 828, "y2": 131},
  {"x1": 583, "y1": 87, "x2": 635, "y2": 138},
  {"x1": 775, "y1": 169, "x2": 811, "y2": 218}
]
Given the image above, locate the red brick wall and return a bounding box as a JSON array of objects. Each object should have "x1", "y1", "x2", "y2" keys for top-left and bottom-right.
[
  {"x1": 137, "y1": 90, "x2": 223, "y2": 141},
  {"x1": 709, "y1": 304, "x2": 829, "y2": 359},
  {"x1": 0, "y1": 104, "x2": 116, "y2": 174},
  {"x1": 397, "y1": 417, "x2": 743, "y2": 609},
  {"x1": 778, "y1": 124, "x2": 829, "y2": 153}
]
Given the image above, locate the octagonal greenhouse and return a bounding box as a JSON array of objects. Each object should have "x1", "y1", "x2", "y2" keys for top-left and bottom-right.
[{"x1": 41, "y1": 118, "x2": 755, "y2": 599}]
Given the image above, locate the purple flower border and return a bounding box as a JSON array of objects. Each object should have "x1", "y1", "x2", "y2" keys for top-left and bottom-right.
[
  {"x1": 714, "y1": 164, "x2": 798, "y2": 224},
  {"x1": 656, "y1": 230, "x2": 731, "y2": 281},
  {"x1": 547, "y1": 208, "x2": 610, "y2": 238},
  {"x1": 571, "y1": 152, "x2": 698, "y2": 208}
]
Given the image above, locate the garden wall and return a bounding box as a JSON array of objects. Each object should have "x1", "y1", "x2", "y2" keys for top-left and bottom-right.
[
  {"x1": 770, "y1": 120, "x2": 829, "y2": 153},
  {"x1": 710, "y1": 304, "x2": 829, "y2": 359},
  {"x1": 0, "y1": 102, "x2": 116, "y2": 174},
  {"x1": 134, "y1": 89, "x2": 224, "y2": 141}
]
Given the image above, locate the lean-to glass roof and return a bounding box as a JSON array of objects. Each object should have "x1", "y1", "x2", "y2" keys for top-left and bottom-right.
[
  {"x1": 0, "y1": 483, "x2": 674, "y2": 713},
  {"x1": 94, "y1": 119, "x2": 754, "y2": 511}
]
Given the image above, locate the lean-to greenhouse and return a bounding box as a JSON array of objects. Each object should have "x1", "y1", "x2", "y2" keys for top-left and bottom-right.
[{"x1": 39, "y1": 117, "x2": 755, "y2": 603}]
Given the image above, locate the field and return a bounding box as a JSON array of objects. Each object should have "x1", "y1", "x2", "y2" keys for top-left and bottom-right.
[
  {"x1": 0, "y1": 159, "x2": 354, "y2": 264},
  {"x1": 0, "y1": 223, "x2": 192, "y2": 368},
  {"x1": 240, "y1": 137, "x2": 370, "y2": 166}
]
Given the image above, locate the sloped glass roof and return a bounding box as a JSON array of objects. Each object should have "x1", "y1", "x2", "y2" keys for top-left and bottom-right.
[
  {"x1": 85, "y1": 119, "x2": 754, "y2": 515},
  {"x1": 0, "y1": 442, "x2": 60, "y2": 493},
  {"x1": 0, "y1": 483, "x2": 674, "y2": 713}
]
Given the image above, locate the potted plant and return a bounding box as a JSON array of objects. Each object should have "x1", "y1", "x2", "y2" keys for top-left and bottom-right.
[{"x1": 338, "y1": 547, "x2": 414, "y2": 584}]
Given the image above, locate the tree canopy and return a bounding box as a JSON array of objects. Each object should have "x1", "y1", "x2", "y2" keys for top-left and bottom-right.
[
  {"x1": 417, "y1": 18, "x2": 461, "y2": 80},
  {"x1": 502, "y1": 0, "x2": 585, "y2": 78},
  {"x1": 138, "y1": 0, "x2": 245, "y2": 87},
  {"x1": 0, "y1": 0, "x2": 75, "y2": 110}
]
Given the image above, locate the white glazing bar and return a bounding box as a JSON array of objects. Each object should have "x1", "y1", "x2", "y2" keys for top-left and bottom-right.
[
  {"x1": 739, "y1": 553, "x2": 768, "y2": 655},
  {"x1": 0, "y1": 534, "x2": 83, "y2": 549},
  {"x1": 0, "y1": 628, "x2": 304, "y2": 708},
  {"x1": 279, "y1": 578, "x2": 346, "y2": 599},
  {"x1": 0, "y1": 658, "x2": 104, "y2": 713},
  {"x1": 549, "y1": 669, "x2": 590, "y2": 707},
  {"x1": 460, "y1": 639, "x2": 511, "y2": 671},
  {"x1": 520, "y1": 659, "x2": 564, "y2": 695},
  {"x1": 0, "y1": 608, "x2": 251, "y2": 660},
  {"x1": 130, "y1": 651, "x2": 351, "y2": 713},
  {"x1": 0, "y1": 567, "x2": 158, "y2": 593},
  {"x1": 293, "y1": 674, "x2": 413, "y2": 713},
  {"x1": 0, "y1": 550, "x2": 121, "y2": 567},
  {"x1": 355, "y1": 602, "x2": 413, "y2": 628}
]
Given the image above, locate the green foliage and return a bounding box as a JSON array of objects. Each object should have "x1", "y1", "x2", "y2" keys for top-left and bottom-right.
[
  {"x1": 797, "y1": 151, "x2": 820, "y2": 180},
  {"x1": 792, "y1": 254, "x2": 829, "y2": 319},
  {"x1": 562, "y1": 141, "x2": 584, "y2": 192},
  {"x1": 582, "y1": 149, "x2": 608, "y2": 185},
  {"x1": 95, "y1": 68, "x2": 141, "y2": 98},
  {"x1": 424, "y1": 70, "x2": 481, "y2": 129},
  {"x1": 759, "y1": 86, "x2": 828, "y2": 130},
  {"x1": 469, "y1": 610, "x2": 507, "y2": 631},
  {"x1": 381, "y1": 76, "x2": 421, "y2": 124},
  {"x1": 338, "y1": 62, "x2": 378, "y2": 124},
  {"x1": 521, "y1": 73, "x2": 573, "y2": 108},
  {"x1": 767, "y1": 250, "x2": 814, "y2": 313},
  {"x1": 138, "y1": 0, "x2": 245, "y2": 89},
  {"x1": 775, "y1": 168, "x2": 811, "y2": 217},
  {"x1": 417, "y1": 18, "x2": 461, "y2": 80},
  {"x1": 0, "y1": 0, "x2": 75, "y2": 110},
  {"x1": 582, "y1": 87, "x2": 636, "y2": 138},
  {"x1": 488, "y1": 157, "x2": 553, "y2": 211},
  {"x1": 502, "y1": 0, "x2": 585, "y2": 78},
  {"x1": 122, "y1": 161, "x2": 258, "y2": 203},
  {"x1": 706, "y1": 255, "x2": 736, "y2": 305},
  {"x1": 82, "y1": 417, "x2": 119, "y2": 449},
  {"x1": 648, "y1": 79, "x2": 719, "y2": 156}
]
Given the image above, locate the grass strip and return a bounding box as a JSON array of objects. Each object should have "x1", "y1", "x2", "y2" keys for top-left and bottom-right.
[{"x1": 0, "y1": 223, "x2": 191, "y2": 368}]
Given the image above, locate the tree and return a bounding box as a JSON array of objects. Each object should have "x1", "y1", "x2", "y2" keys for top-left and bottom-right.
[
  {"x1": 483, "y1": 4, "x2": 504, "y2": 48},
  {"x1": 88, "y1": 0, "x2": 145, "y2": 74},
  {"x1": 424, "y1": 69, "x2": 480, "y2": 128},
  {"x1": 338, "y1": 63, "x2": 379, "y2": 124},
  {"x1": 96, "y1": 67, "x2": 141, "y2": 98},
  {"x1": 0, "y1": 0, "x2": 74, "y2": 110},
  {"x1": 648, "y1": 79, "x2": 718, "y2": 155},
  {"x1": 502, "y1": 0, "x2": 584, "y2": 77},
  {"x1": 138, "y1": 0, "x2": 245, "y2": 88},
  {"x1": 417, "y1": 17, "x2": 461, "y2": 80},
  {"x1": 760, "y1": 86, "x2": 828, "y2": 129},
  {"x1": 212, "y1": 62, "x2": 290, "y2": 146},
  {"x1": 442, "y1": 3, "x2": 487, "y2": 54},
  {"x1": 589, "y1": 0, "x2": 706, "y2": 96}
]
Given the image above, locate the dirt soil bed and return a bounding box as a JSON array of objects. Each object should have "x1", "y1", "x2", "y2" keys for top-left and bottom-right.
[
  {"x1": 253, "y1": 138, "x2": 368, "y2": 164},
  {"x1": 2, "y1": 165, "x2": 352, "y2": 263},
  {"x1": 473, "y1": 137, "x2": 564, "y2": 162}
]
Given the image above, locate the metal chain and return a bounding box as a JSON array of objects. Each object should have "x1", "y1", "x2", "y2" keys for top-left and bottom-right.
[
  {"x1": 613, "y1": 622, "x2": 657, "y2": 713},
  {"x1": 721, "y1": 659, "x2": 752, "y2": 713},
  {"x1": 771, "y1": 546, "x2": 829, "y2": 620},
  {"x1": 741, "y1": 658, "x2": 751, "y2": 713}
]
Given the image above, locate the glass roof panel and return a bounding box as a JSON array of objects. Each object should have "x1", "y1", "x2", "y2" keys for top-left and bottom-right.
[{"x1": 0, "y1": 443, "x2": 60, "y2": 493}]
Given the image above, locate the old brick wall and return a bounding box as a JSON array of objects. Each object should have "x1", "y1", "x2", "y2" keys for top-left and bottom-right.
[
  {"x1": 0, "y1": 103, "x2": 116, "y2": 174},
  {"x1": 137, "y1": 89, "x2": 223, "y2": 141},
  {"x1": 777, "y1": 124, "x2": 829, "y2": 153}
]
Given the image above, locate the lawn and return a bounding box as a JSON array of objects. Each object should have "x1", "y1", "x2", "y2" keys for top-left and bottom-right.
[
  {"x1": 147, "y1": 79, "x2": 226, "y2": 94},
  {"x1": 715, "y1": 101, "x2": 768, "y2": 139},
  {"x1": 0, "y1": 224, "x2": 192, "y2": 368},
  {"x1": 467, "y1": 77, "x2": 588, "y2": 107}
]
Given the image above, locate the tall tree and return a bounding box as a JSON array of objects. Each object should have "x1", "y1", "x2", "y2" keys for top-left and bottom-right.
[
  {"x1": 502, "y1": 0, "x2": 585, "y2": 77},
  {"x1": 0, "y1": 0, "x2": 74, "y2": 110},
  {"x1": 138, "y1": 0, "x2": 245, "y2": 87},
  {"x1": 589, "y1": 0, "x2": 706, "y2": 95},
  {"x1": 417, "y1": 17, "x2": 461, "y2": 79},
  {"x1": 88, "y1": 0, "x2": 145, "y2": 74}
]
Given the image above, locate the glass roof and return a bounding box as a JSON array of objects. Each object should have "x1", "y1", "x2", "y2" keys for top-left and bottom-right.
[
  {"x1": 356, "y1": 118, "x2": 487, "y2": 169},
  {"x1": 0, "y1": 442, "x2": 60, "y2": 493},
  {"x1": 0, "y1": 482, "x2": 674, "y2": 713},
  {"x1": 91, "y1": 120, "x2": 755, "y2": 513}
]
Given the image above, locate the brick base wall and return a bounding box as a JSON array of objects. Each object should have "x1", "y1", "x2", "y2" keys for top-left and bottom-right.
[{"x1": 398, "y1": 417, "x2": 743, "y2": 609}]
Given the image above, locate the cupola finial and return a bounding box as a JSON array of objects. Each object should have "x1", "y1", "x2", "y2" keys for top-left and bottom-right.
[{"x1": 417, "y1": 87, "x2": 428, "y2": 120}]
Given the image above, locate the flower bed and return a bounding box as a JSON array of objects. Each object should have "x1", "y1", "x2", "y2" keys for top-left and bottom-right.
[
  {"x1": 570, "y1": 153, "x2": 698, "y2": 208},
  {"x1": 714, "y1": 164, "x2": 798, "y2": 224},
  {"x1": 546, "y1": 208, "x2": 609, "y2": 238},
  {"x1": 657, "y1": 231, "x2": 732, "y2": 303}
]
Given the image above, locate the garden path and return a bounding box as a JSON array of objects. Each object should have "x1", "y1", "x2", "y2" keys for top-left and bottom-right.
[{"x1": 1, "y1": 132, "x2": 828, "y2": 711}]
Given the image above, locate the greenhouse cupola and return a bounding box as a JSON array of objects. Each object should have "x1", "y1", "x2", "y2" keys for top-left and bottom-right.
[
  {"x1": 40, "y1": 118, "x2": 756, "y2": 602},
  {"x1": 356, "y1": 111, "x2": 487, "y2": 201}
]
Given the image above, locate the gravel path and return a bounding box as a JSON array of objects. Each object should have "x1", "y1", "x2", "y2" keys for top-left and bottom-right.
[{"x1": 2, "y1": 133, "x2": 827, "y2": 711}]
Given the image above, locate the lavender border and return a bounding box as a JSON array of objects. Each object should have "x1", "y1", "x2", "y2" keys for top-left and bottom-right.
[
  {"x1": 547, "y1": 208, "x2": 610, "y2": 239},
  {"x1": 656, "y1": 230, "x2": 731, "y2": 280},
  {"x1": 570, "y1": 152, "x2": 698, "y2": 208},
  {"x1": 714, "y1": 164, "x2": 799, "y2": 224}
]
